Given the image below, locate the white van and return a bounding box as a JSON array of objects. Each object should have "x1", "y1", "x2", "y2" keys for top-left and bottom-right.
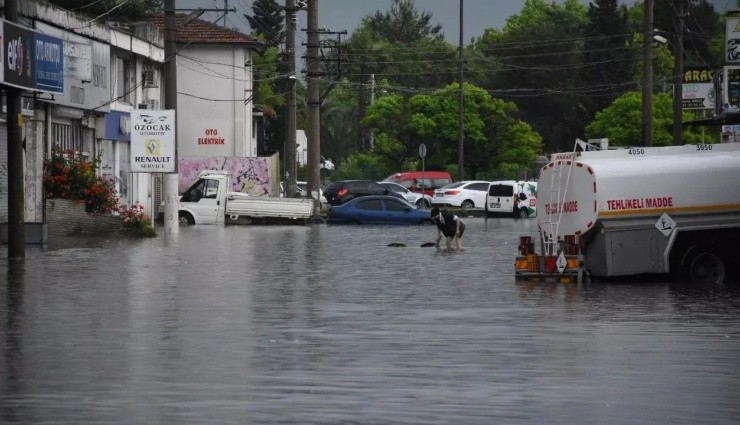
[{"x1": 485, "y1": 180, "x2": 538, "y2": 218}]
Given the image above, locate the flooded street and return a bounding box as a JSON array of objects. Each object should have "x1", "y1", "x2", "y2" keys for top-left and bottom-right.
[{"x1": 1, "y1": 217, "x2": 739, "y2": 424}]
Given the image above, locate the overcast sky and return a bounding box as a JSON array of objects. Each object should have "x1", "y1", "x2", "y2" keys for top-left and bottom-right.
[
  {"x1": 177, "y1": 0, "x2": 735, "y2": 44},
  {"x1": 180, "y1": 0, "x2": 733, "y2": 44},
  {"x1": 179, "y1": 1, "x2": 610, "y2": 44}
]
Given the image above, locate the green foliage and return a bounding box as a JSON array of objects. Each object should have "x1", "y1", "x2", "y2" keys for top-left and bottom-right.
[
  {"x1": 44, "y1": 149, "x2": 118, "y2": 214},
  {"x1": 632, "y1": 33, "x2": 675, "y2": 91},
  {"x1": 475, "y1": 0, "x2": 590, "y2": 153},
  {"x1": 119, "y1": 204, "x2": 156, "y2": 237},
  {"x1": 331, "y1": 153, "x2": 390, "y2": 181},
  {"x1": 244, "y1": 0, "x2": 284, "y2": 46},
  {"x1": 339, "y1": 0, "x2": 457, "y2": 151},
  {"x1": 252, "y1": 45, "x2": 284, "y2": 118},
  {"x1": 365, "y1": 0, "x2": 443, "y2": 43},
  {"x1": 44, "y1": 149, "x2": 157, "y2": 237},
  {"x1": 363, "y1": 82, "x2": 542, "y2": 180},
  {"x1": 585, "y1": 91, "x2": 704, "y2": 146},
  {"x1": 320, "y1": 80, "x2": 361, "y2": 160},
  {"x1": 47, "y1": 0, "x2": 159, "y2": 21}
]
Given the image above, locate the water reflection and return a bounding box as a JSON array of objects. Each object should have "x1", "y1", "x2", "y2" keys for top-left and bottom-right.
[{"x1": 0, "y1": 219, "x2": 739, "y2": 424}]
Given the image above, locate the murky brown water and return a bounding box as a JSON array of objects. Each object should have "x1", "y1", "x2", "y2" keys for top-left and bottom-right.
[{"x1": 1, "y1": 218, "x2": 739, "y2": 424}]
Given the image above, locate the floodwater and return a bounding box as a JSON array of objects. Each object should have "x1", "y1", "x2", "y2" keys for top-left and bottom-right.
[{"x1": 1, "y1": 217, "x2": 739, "y2": 425}]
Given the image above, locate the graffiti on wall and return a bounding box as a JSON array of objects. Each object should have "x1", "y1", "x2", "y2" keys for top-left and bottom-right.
[{"x1": 178, "y1": 157, "x2": 272, "y2": 196}]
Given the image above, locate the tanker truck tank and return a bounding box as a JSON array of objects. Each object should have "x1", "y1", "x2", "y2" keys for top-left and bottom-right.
[{"x1": 516, "y1": 142, "x2": 740, "y2": 284}]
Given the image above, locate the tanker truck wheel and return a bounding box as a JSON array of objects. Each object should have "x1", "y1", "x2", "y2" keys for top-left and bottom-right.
[{"x1": 687, "y1": 250, "x2": 726, "y2": 284}]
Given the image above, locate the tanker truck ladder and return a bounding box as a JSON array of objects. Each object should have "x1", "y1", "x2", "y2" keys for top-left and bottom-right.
[{"x1": 539, "y1": 140, "x2": 579, "y2": 258}]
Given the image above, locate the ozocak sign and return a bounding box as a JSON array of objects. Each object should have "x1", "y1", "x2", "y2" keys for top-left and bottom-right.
[{"x1": 131, "y1": 109, "x2": 176, "y2": 173}]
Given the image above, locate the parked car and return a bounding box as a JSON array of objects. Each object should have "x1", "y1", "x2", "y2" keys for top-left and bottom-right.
[
  {"x1": 324, "y1": 180, "x2": 405, "y2": 206},
  {"x1": 485, "y1": 180, "x2": 538, "y2": 218},
  {"x1": 296, "y1": 181, "x2": 327, "y2": 205},
  {"x1": 378, "y1": 181, "x2": 432, "y2": 208},
  {"x1": 326, "y1": 195, "x2": 435, "y2": 225},
  {"x1": 382, "y1": 171, "x2": 453, "y2": 197},
  {"x1": 432, "y1": 180, "x2": 490, "y2": 209}
]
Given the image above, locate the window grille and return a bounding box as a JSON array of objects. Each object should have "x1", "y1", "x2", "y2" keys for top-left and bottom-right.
[{"x1": 52, "y1": 122, "x2": 84, "y2": 153}]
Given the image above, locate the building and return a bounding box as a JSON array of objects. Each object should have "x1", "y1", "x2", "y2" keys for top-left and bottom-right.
[{"x1": 0, "y1": 1, "x2": 164, "y2": 235}]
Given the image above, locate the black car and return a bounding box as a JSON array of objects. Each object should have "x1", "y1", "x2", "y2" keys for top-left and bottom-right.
[{"x1": 324, "y1": 180, "x2": 405, "y2": 205}]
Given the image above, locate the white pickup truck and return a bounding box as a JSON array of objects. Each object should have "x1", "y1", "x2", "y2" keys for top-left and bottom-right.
[{"x1": 173, "y1": 171, "x2": 315, "y2": 225}]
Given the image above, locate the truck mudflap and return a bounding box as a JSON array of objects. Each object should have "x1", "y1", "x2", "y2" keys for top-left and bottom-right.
[
  {"x1": 514, "y1": 255, "x2": 580, "y2": 284},
  {"x1": 514, "y1": 235, "x2": 582, "y2": 284}
]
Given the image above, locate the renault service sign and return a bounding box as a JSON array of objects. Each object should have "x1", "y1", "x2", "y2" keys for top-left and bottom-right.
[{"x1": 131, "y1": 109, "x2": 175, "y2": 173}]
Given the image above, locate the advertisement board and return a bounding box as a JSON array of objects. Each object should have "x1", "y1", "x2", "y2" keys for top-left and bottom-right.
[
  {"x1": 35, "y1": 32, "x2": 64, "y2": 93},
  {"x1": 726, "y1": 12, "x2": 740, "y2": 63},
  {"x1": 3, "y1": 20, "x2": 35, "y2": 90},
  {"x1": 682, "y1": 67, "x2": 715, "y2": 110},
  {"x1": 130, "y1": 110, "x2": 176, "y2": 173},
  {"x1": 1, "y1": 19, "x2": 64, "y2": 93},
  {"x1": 35, "y1": 22, "x2": 109, "y2": 111}
]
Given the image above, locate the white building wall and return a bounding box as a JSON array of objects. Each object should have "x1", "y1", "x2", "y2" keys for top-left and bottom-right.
[
  {"x1": 177, "y1": 44, "x2": 255, "y2": 158},
  {"x1": 97, "y1": 28, "x2": 163, "y2": 218}
]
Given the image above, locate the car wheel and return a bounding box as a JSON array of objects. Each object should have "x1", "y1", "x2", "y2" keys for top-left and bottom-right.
[
  {"x1": 179, "y1": 212, "x2": 195, "y2": 225},
  {"x1": 519, "y1": 208, "x2": 530, "y2": 218},
  {"x1": 461, "y1": 200, "x2": 474, "y2": 209},
  {"x1": 416, "y1": 199, "x2": 429, "y2": 208}
]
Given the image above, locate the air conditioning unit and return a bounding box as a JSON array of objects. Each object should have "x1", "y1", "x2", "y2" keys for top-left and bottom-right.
[
  {"x1": 143, "y1": 69, "x2": 158, "y2": 88},
  {"x1": 137, "y1": 100, "x2": 160, "y2": 110}
]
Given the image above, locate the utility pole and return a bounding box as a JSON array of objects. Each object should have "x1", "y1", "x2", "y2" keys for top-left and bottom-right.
[
  {"x1": 673, "y1": 0, "x2": 686, "y2": 146},
  {"x1": 163, "y1": 0, "x2": 179, "y2": 236},
  {"x1": 369, "y1": 73, "x2": 375, "y2": 149},
  {"x1": 306, "y1": 0, "x2": 320, "y2": 214},
  {"x1": 642, "y1": 0, "x2": 653, "y2": 147},
  {"x1": 457, "y1": 0, "x2": 465, "y2": 181},
  {"x1": 285, "y1": 0, "x2": 297, "y2": 199},
  {"x1": 6, "y1": 0, "x2": 25, "y2": 259}
]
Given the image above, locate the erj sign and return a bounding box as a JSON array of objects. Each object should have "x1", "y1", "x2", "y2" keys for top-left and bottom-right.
[
  {"x1": 1, "y1": 19, "x2": 64, "y2": 93},
  {"x1": 131, "y1": 110, "x2": 176, "y2": 173}
]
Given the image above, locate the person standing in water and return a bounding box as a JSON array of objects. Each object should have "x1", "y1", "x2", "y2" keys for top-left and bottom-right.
[{"x1": 430, "y1": 207, "x2": 465, "y2": 250}]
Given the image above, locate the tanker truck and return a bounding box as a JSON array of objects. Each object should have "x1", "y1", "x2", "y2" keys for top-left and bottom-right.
[{"x1": 514, "y1": 141, "x2": 740, "y2": 284}]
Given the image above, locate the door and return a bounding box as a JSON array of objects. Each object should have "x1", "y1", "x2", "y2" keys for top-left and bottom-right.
[
  {"x1": 487, "y1": 184, "x2": 514, "y2": 213},
  {"x1": 181, "y1": 178, "x2": 221, "y2": 224},
  {"x1": 354, "y1": 198, "x2": 385, "y2": 224},
  {"x1": 467, "y1": 182, "x2": 490, "y2": 208}
]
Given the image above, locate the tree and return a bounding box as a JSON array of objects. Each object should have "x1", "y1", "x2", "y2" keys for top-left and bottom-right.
[
  {"x1": 337, "y1": 0, "x2": 456, "y2": 152},
  {"x1": 244, "y1": 0, "x2": 285, "y2": 47},
  {"x1": 585, "y1": 91, "x2": 704, "y2": 146},
  {"x1": 47, "y1": 0, "x2": 159, "y2": 20},
  {"x1": 320, "y1": 80, "x2": 361, "y2": 161},
  {"x1": 474, "y1": 0, "x2": 590, "y2": 153},
  {"x1": 362, "y1": 83, "x2": 542, "y2": 180},
  {"x1": 652, "y1": 0, "x2": 721, "y2": 68},
  {"x1": 365, "y1": 0, "x2": 443, "y2": 44},
  {"x1": 582, "y1": 0, "x2": 634, "y2": 113}
]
